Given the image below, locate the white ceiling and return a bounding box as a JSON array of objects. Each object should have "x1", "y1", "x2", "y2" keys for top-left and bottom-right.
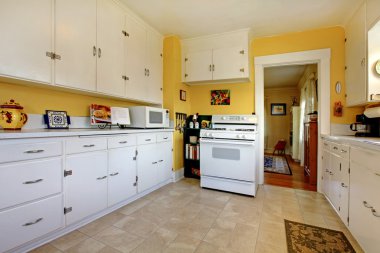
[
  {"x1": 264, "y1": 65, "x2": 307, "y2": 88},
  {"x1": 120, "y1": 0, "x2": 363, "y2": 39}
]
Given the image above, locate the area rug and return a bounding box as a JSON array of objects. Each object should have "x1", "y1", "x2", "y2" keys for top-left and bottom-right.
[
  {"x1": 264, "y1": 155, "x2": 292, "y2": 175},
  {"x1": 285, "y1": 219, "x2": 356, "y2": 253}
]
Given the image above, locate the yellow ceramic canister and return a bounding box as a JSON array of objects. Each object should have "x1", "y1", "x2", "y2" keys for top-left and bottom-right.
[{"x1": 0, "y1": 99, "x2": 28, "y2": 130}]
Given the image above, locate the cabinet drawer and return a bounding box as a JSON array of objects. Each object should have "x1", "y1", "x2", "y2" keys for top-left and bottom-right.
[
  {"x1": 0, "y1": 195, "x2": 64, "y2": 253},
  {"x1": 0, "y1": 141, "x2": 62, "y2": 163},
  {"x1": 351, "y1": 146, "x2": 380, "y2": 175},
  {"x1": 157, "y1": 132, "x2": 172, "y2": 143},
  {"x1": 322, "y1": 141, "x2": 331, "y2": 150},
  {"x1": 0, "y1": 158, "x2": 62, "y2": 210},
  {"x1": 66, "y1": 138, "x2": 107, "y2": 154},
  {"x1": 137, "y1": 134, "x2": 156, "y2": 145},
  {"x1": 108, "y1": 135, "x2": 136, "y2": 149}
]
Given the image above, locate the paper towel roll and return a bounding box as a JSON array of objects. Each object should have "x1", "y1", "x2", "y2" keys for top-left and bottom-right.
[{"x1": 364, "y1": 107, "x2": 380, "y2": 118}]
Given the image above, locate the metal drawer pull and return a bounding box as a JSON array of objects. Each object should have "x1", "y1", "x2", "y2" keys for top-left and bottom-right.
[
  {"x1": 23, "y1": 218, "x2": 43, "y2": 226},
  {"x1": 340, "y1": 150, "x2": 347, "y2": 153},
  {"x1": 83, "y1": 144, "x2": 95, "y2": 148},
  {"x1": 333, "y1": 147, "x2": 338, "y2": 150},
  {"x1": 341, "y1": 183, "x2": 348, "y2": 188},
  {"x1": 145, "y1": 139, "x2": 151, "y2": 141},
  {"x1": 329, "y1": 172, "x2": 333, "y2": 175},
  {"x1": 23, "y1": 179, "x2": 43, "y2": 184},
  {"x1": 24, "y1": 149, "x2": 44, "y2": 154},
  {"x1": 372, "y1": 208, "x2": 380, "y2": 217},
  {"x1": 325, "y1": 169, "x2": 329, "y2": 172},
  {"x1": 152, "y1": 161, "x2": 158, "y2": 164},
  {"x1": 96, "y1": 176, "x2": 107, "y2": 180},
  {"x1": 375, "y1": 173, "x2": 380, "y2": 177},
  {"x1": 110, "y1": 172, "x2": 119, "y2": 176},
  {"x1": 163, "y1": 137, "x2": 168, "y2": 140},
  {"x1": 158, "y1": 160, "x2": 164, "y2": 162},
  {"x1": 119, "y1": 141, "x2": 128, "y2": 144},
  {"x1": 363, "y1": 201, "x2": 373, "y2": 208}
]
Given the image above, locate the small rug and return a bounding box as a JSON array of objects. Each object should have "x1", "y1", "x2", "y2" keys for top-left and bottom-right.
[
  {"x1": 264, "y1": 155, "x2": 292, "y2": 175},
  {"x1": 285, "y1": 219, "x2": 356, "y2": 253}
]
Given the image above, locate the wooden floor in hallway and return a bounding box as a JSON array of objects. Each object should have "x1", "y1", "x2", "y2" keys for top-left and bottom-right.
[{"x1": 264, "y1": 154, "x2": 317, "y2": 191}]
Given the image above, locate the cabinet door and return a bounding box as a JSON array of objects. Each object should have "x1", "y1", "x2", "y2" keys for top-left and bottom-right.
[
  {"x1": 329, "y1": 153, "x2": 341, "y2": 211},
  {"x1": 55, "y1": 0, "x2": 97, "y2": 91},
  {"x1": 157, "y1": 141, "x2": 173, "y2": 183},
  {"x1": 125, "y1": 15, "x2": 147, "y2": 100},
  {"x1": 212, "y1": 46, "x2": 248, "y2": 80},
  {"x1": 146, "y1": 31, "x2": 163, "y2": 104},
  {"x1": 137, "y1": 143, "x2": 158, "y2": 192},
  {"x1": 345, "y1": 3, "x2": 367, "y2": 106},
  {"x1": 108, "y1": 146, "x2": 137, "y2": 206},
  {"x1": 338, "y1": 158, "x2": 349, "y2": 225},
  {"x1": 96, "y1": 0, "x2": 126, "y2": 97},
  {"x1": 350, "y1": 160, "x2": 380, "y2": 253},
  {"x1": 65, "y1": 151, "x2": 108, "y2": 225},
  {"x1": 321, "y1": 148, "x2": 331, "y2": 197},
  {"x1": 184, "y1": 50, "x2": 213, "y2": 82},
  {"x1": 0, "y1": 0, "x2": 52, "y2": 84},
  {"x1": 367, "y1": 20, "x2": 380, "y2": 101}
]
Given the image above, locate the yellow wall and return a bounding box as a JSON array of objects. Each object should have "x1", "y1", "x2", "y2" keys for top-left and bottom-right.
[
  {"x1": 0, "y1": 82, "x2": 144, "y2": 116},
  {"x1": 187, "y1": 27, "x2": 363, "y2": 123},
  {"x1": 163, "y1": 36, "x2": 191, "y2": 171},
  {"x1": 252, "y1": 26, "x2": 363, "y2": 123},
  {"x1": 264, "y1": 87, "x2": 300, "y2": 153}
]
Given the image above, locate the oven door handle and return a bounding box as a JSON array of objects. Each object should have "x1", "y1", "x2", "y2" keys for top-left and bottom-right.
[{"x1": 200, "y1": 138, "x2": 255, "y2": 146}]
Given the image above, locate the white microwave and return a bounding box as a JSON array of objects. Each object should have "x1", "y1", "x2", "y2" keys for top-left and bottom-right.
[{"x1": 128, "y1": 106, "x2": 169, "y2": 128}]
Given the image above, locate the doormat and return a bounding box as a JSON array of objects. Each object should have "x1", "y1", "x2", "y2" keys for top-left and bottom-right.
[
  {"x1": 264, "y1": 155, "x2": 292, "y2": 175},
  {"x1": 285, "y1": 219, "x2": 356, "y2": 253}
]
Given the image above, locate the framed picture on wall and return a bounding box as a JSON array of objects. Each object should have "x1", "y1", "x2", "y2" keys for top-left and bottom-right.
[
  {"x1": 271, "y1": 103, "x2": 286, "y2": 115},
  {"x1": 180, "y1": 90, "x2": 186, "y2": 101}
]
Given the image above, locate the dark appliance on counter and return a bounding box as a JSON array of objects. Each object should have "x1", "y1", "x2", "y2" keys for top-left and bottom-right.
[{"x1": 351, "y1": 114, "x2": 380, "y2": 137}]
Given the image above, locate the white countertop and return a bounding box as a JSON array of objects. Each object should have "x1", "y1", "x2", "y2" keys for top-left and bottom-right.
[
  {"x1": 321, "y1": 134, "x2": 380, "y2": 150},
  {"x1": 0, "y1": 128, "x2": 174, "y2": 139}
]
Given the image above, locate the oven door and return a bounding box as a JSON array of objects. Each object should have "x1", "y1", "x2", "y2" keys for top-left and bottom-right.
[{"x1": 200, "y1": 138, "x2": 255, "y2": 182}]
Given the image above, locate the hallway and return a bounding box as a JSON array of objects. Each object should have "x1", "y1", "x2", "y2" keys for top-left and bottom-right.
[{"x1": 264, "y1": 155, "x2": 317, "y2": 192}]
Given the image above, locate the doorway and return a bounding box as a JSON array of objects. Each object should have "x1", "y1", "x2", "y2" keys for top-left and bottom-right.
[
  {"x1": 263, "y1": 64, "x2": 318, "y2": 191},
  {"x1": 254, "y1": 49, "x2": 331, "y2": 193}
]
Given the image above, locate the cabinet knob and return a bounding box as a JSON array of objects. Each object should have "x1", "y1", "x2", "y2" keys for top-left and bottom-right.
[
  {"x1": 96, "y1": 176, "x2": 107, "y2": 180},
  {"x1": 98, "y1": 48, "x2": 102, "y2": 58},
  {"x1": 23, "y1": 179, "x2": 43, "y2": 184},
  {"x1": 110, "y1": 172, "x2": 119, "y2": 177},
  {"x1": 363, "y1": 201, "x2": 373, "y2": 209},
  {"x1": 22, "y1": 218, "x2": 43, "y2": 227},
  {"x1": 341, "y1": 182, "x2": 348, "y2": 188},
  {"x1": 372, "y1": 208, "x2": 380, "y2": 217}
]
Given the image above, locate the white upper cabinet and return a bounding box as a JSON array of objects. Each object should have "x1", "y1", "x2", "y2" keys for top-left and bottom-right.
[
  {"x1": 146, "y1": 31, "x2": 163, "y2": 104},
  {"x1": 125, "y1": 15, "x2": 163, "y2": 104},
  {"x1": 0, "y1": 0, "x2": 53, "y2": 84},
  {"x1": 345, "y1": 2, "x2": 367, "y2": 106},
  {"x1": 182, "y1": 29, "x2": 250, "y2": 84},
  {"x1": 97, "y1": 0, "x2": 126, "y2": 97},
  {"x1": 367, "y1": 18, "x2": 380, "y2": 101},
  {"x1": 125, "y1": 15, "x2": 148, "y2": 101},
  {"x1": 55, "y1": 0, "x2": 97, "y2": 91},
  {"x1": 184, "y1": 50, "x2": 213, "y2": 82},
  {"x1": 212, "y1": 46, "x2": 248, "y2": 80}
]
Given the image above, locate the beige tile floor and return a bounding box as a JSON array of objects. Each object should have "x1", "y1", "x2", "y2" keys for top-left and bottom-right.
[{"x1": 31, "y1": 179, "x2": 364, "y2": 253}]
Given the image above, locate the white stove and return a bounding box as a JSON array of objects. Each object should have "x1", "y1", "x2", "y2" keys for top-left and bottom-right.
[{"x1": 200, "y1": 115, "x2": 259, "y2": 196}]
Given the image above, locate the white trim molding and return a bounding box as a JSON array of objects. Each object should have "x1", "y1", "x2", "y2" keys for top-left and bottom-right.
[
  {"x1": 254, "y1": 49, "x2": 331, "y2": 192},
  {"x1": 172, "y1": 167, "x2": 184, "y2": 182}
]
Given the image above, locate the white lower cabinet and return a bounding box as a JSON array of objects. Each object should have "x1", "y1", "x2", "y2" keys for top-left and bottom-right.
[
  {"x1": 65, "y1": 150, "x2": 108, "y2": 225},
  {"x1": 349, "y1": 146, "x2": 380, "y2": 253},
  {"x1": 321, "y1": 140, "x2": 350, "y2": 226},
  {"x1": 137, "y1": 142, "x2": 158, "y2": 193},
  {"x1": 0, "y1": 195, "x2": 63, "y2": 253},
  {"x1": 0, "y1": 131, "x2": 173, "y2": 252},
  {"x1": 108, "y1": 146, "x2": 137, "y2": 206}
]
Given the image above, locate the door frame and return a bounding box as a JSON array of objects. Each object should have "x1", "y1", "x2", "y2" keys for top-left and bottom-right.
[{"x1": 254, "y1": 49, "x2": 331, "y2": 192}]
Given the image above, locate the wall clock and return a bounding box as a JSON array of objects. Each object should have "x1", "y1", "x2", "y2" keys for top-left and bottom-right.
[{"x1": 376, "y1": 60, "x2": 380, "y2": 75}]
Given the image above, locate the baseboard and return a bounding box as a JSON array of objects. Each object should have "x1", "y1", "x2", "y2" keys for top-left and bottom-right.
[{"x1": 172, "y1": 168, "x2": 184, "y2": 182}]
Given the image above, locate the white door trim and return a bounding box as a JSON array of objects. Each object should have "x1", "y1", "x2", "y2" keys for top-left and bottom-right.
[{"x1": 254, "y1": 49, "x2": 331, "y2": 192}]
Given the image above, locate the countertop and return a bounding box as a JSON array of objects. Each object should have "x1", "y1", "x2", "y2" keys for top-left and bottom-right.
[
  {"x1": 321, "y1": 134, "x2": 380, "y2": 150},
  {"x1": 0, "y1": 128, "x2": 174, "y2": 140}
]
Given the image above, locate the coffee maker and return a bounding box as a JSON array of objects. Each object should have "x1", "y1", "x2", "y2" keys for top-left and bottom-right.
[{"x1": 351, "y1": 114, "x2": 380, "y2": 137}]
